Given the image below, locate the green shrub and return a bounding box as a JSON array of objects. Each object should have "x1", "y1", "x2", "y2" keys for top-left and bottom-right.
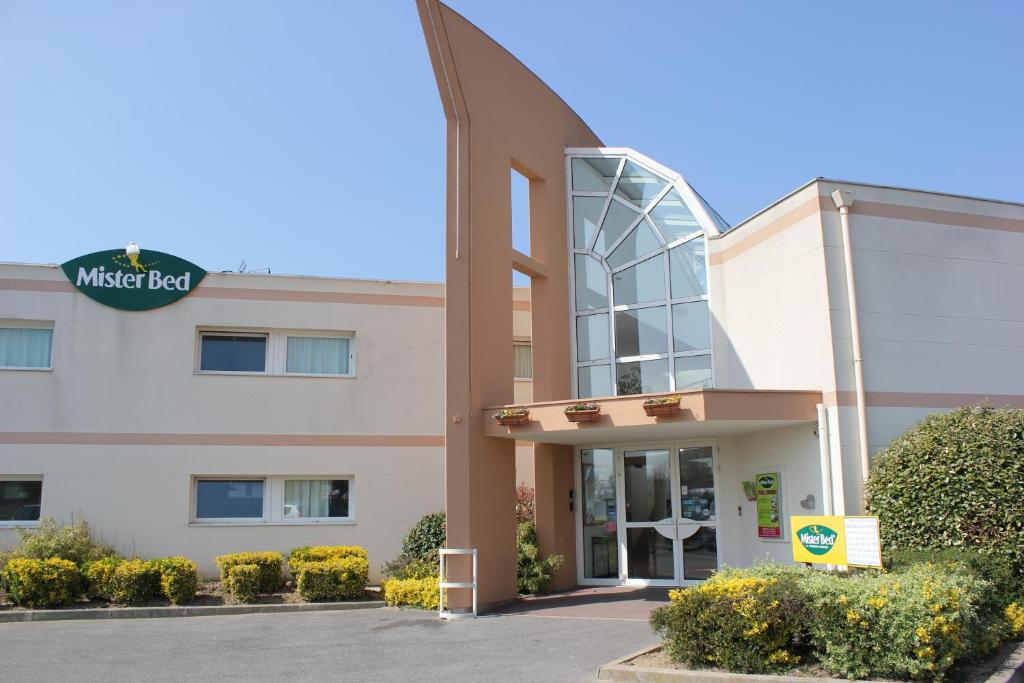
[
  {"x1": 383, "y1": 511, "x2": 446, "y2": 580},
  {"x1": 215, "y1": 552, "x2": 283, "y2": 593},
  {"x1": 4, "y1": 517, "x2": 116, "y2": 567},
  {"x1": 888, "y1": 547, "x2": 1024, "y2": 610},
  {"x1": 865, "y1": 405, "x2": 1024, "y2": 575},
  {"x1": 2, "y1": 558, "x2": 81, "y2": 608},
  {"x1": 650, "y1": 569, "x2": 810, "y2": 673},
  {"x1": 382, "y1": 576, "x2": 439, "y2": 610},
  {"x1": 153, "y1": 557, "x2": 199, "y2": 605},
  {"x1": 224, "y1": 564, "x2": 261, "y2": 603},
  {"x1": 82, "y1": 557, "x2": 121, "y2": 600},
  {"x1": 289, "y1": 545, "x2": 367, "y2": 574},
  {"x1": 516, "y1": 521, "x2": 563, "y2": 595},
  {"x1": 803, "y1": 563, "x2": 996, "y2": 681},
  {"x1": 295, "y1": 556, "x2": 369, "y2": 601},
  {"x1": 109, "y1": 559, "x2": 161, "y2": 605}
]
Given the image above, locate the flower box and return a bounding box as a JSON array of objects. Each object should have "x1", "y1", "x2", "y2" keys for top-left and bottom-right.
[
  {"x1": 643, "y1": 396, "x2": 682, "y2": 417},
  {"x1": 564, "y1": 403, "x2": 601, "y2": 423},
  {"x1": 493, "y1": 408, "x2": 530, "y2": 426}
]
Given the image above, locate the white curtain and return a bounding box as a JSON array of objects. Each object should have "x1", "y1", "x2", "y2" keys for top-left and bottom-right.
[
  {"x1": 285, "y1": 480, "x2": 331, "y2": 518},
  {"x1": 0, "y1": 328, "x2": 52, "y2": 368},
  {"x1": 287, "y1": 337, "x2": 349, "y2": 375},
  {"x1": 514, "y1": 343, "x2": 532, "y2": 379}
]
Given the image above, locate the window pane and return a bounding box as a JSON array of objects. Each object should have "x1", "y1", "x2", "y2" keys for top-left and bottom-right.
[
  {"x1": 692, "y1": 186, "x2": 731, "y2": 233},
  {"x1": 200, "y1": 335, "x2": 267, "y2": 372},
  {"x1": 514, "y1": 343, "x2": 533, "y2": 379},
  {"x1": 674, "y1": 355, "x2": 712, "y2": 390},
  {"x1": 581, "y1": 449, "x2": 618, "y2": 579},
  {"x1": 669, "y1": 239, "x2": 707, "y2": 299},
  {"x1": 626, "y1": 527, "x2": 674, "y2": 580},
  {"x1": 577, "y1": 364, "x2": 612, "y2": 398},
  {"x1": 571, "y1": 157, "x2": 619, "y2": 192},
  {"x1": 572, "y1": 196, "x2": 605, "y2": 249},
  {"x1": 616, "y1": 358, "x2": 670, "y2": 395},
  {"x1": 0, "y1": 328, "x2": 52, "y2": 369},
  {"x1": 287, "y1": 336, "x2": 349, "y2": 375},
  {"x1": 679, "y1": 447, "x2": 715, "y2": 522},
  {"x1": 0, "y1": 481, "x2": 42, "y2": 521},
  {"x1": 593, "y1": 201, "x2": 640, "y2": 256},
  {"x1": 672, "y1": 301, "x2": 711, "y2": 352},
  {"x1": 614, "y1": 161, "x2": 668, "y2": 210},
  {"x1": 612, "y1": 255, "x2": 664, "y2": 305},
  {"x1": 195, "y1": 480, "x2": 264, "y2": 519},
  {"x1": 606, "y1": 218, "x2": 662, "y2": 270},
  {"x1": 649, "y1": 189, "x2": 701, "y2": 243},
  {"x1": 284, "y1": 479, "x2": 349, "y2": 519},
  {"x1": 683, "y1": 527, "x2": 718, "y2": 581},
  {"x1": 623, "y1": 449, "x2": 672, "y2": 522},
  {"x1": 576, "y1": 313, "x2": 609, "y2": 362},
  {"x1": 574, "y1": 254, "x2": 608, "y2": 311},
  {"x1": 614, "y1": 307, "x2": 667, "y2": 357}
]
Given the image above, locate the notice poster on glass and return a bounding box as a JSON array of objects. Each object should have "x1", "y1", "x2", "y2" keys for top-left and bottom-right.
[{"x1": 755, "y1": 472, "x2": 782, "y2": 539}]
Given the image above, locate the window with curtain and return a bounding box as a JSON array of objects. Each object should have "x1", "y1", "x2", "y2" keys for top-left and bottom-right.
[
  {"x1": 283, "y1": 479, "x2": 350, "y2": 519},
  {"x1": 514, "y1": 342, "x2": 532, "y2": 379},
  {"x1": 286, "y1": 336, "x2": 351, "y2": 375},
  {"x1": 0, "y1": 327, "x2": 53, "y2": 369}
]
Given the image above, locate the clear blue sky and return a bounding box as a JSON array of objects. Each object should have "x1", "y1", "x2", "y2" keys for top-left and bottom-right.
[{"x1": 2, "y1": 1, "x2": 1022, "y2": 281}]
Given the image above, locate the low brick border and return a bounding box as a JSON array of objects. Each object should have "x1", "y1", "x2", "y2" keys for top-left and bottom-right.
[
  {"x1": 0, "y1": 600, "x2": 383, "y2": 623},
  {"x1": 597, "y1": 642, "x2": 1024, "y2": 683}
]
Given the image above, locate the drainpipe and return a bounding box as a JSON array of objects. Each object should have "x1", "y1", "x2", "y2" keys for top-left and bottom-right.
[
  {"x1": 831, "y1": 189, "x2": 870, "y2": 484},
  {"x1": 816, "y1": 404, "x2": 834, "y2": 516}
]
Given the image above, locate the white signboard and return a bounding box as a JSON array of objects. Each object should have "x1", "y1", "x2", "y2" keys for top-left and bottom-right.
[{"x1": 843, "y1": 516, "x2": 882, "y2": 567}]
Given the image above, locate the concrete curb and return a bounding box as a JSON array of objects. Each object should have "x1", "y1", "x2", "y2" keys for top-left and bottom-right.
[
  {"x1": 0, "y1": 600, "x2": 384, "y2": 623},
  {"x1": 596, "y1": 642, "x2": 1024, "y2": 683}
]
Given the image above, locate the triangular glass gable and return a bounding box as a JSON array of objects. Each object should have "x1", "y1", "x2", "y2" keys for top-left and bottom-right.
[
  {"x1": 606, "y1": 218, "x2": 662, "y2": 270},
  {"x1": 592, "y1": 200, "x2": 639, "y2": 255},
  {"x1": 613, "y1": 160, "x2": 667, "y2": 210},
  {"x1": 649, "y1": 189, "x2": 701, "y2": 243}
]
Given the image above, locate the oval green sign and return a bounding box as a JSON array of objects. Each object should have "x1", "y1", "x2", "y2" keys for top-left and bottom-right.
[
  {"x1": 61, "y1": 248, "x2": 206, "y2": 311},
  {"x1": 796, "y1": 524, "x2": 839, "y2": 555}
]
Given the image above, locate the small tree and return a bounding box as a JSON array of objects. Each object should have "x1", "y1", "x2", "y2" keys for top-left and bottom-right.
[
  {"x1": 514, "y1": 482, "x2": 535, "y2": 524},
  {"x1": 865, "y1": 404, "x2": 1024, "y2": 574},
  {"x1": 516, "y1": 521, "x2": 564, "y2": 595}
]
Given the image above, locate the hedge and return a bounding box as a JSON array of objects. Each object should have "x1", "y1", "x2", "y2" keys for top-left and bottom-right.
[
  {"x1": 83, "y1": 557, "x2": 121, "y2": 600},
  {"x1": 865, "y1": 405, "x2": 1024, "y2": 574},
  {"x1": 295, "y1": 556, "x2": 369, "y2": 601},
  {"x1": 382, "y1": 576, "x2": 440, "y2": 611},
  {"x1": 109, "y1": 559, "x2": 162, "y2": 605},
  {"x1": 153, "y1": 557, "x2": 199, "y2": 605},
  {"x1": 215, "y1": 552, "x2": 283, "y2": 594},
  {"x1": 224, "y1": 564, "x2": 261, "y2": 603},
  {"x1": 1, "y1": 558, "x2": 81, "y2": 609},
  {"x1": 289, "y1": 545, "x2": 367, "y2": 573}
]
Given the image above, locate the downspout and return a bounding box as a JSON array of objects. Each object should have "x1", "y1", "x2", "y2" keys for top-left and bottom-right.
[
  {"x1": 831, "y1": 189, "x2": 870, "y2": 483},
  {"x1": 816, "y1": 404, "x2": 834, "y2": 516}
]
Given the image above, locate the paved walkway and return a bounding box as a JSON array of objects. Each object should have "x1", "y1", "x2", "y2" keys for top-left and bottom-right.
[
  {"x1": 495, "y1": 585, "x2": 672, "y2": 620},
  {"x1": 0, "y1": 606, "x2": 658, "y2": 682}
]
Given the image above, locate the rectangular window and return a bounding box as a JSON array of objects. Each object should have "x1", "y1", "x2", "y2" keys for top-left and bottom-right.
[
  {"x1": 513, "y1": 342, "x2": 533, "y2": 379},
  {"x1": 195, "y1": 479, "x2": 265, "y2": 520},
  {"x1": 283, "y1": 479, "x2": 350, "y2": 519},
  {"x1": 199, "y1": 334, "x2": 267, "y2": 372},
  {"x1": 0, "y1": 479, "x2": 43, "y2": 523},
  {"x1": 286, "y1": 336, "x2": 351, "y2": 375},
  {"x1": 0, "y1": 327, "x2": 53, "y2": 369}
]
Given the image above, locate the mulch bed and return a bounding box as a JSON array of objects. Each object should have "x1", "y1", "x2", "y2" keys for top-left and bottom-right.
[{"x1": 0, "y1": 581, "x2": 382, "y2": 612}]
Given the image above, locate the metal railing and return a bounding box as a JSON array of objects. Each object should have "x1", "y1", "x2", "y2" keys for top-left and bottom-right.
[{"x1": 438, "y1": 548, "x2": 477, "y2": 620}]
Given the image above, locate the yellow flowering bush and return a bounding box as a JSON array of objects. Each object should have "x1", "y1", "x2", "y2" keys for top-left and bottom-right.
[
  {"x1": 1, "y1": 557, "x2": 81, "y2": 608},
  {"x1": 214, "y1": 551, "x2": 283, "y2": 593},
  {"x1": 295, "y1": 556, "x2": 369, "y2": 601},
  {"x1": 650, "y1": 567, "x2": 810, "y2": 673},
  {"x1": 288, "y1": 545, "x2": 367, "y2": 574},
  {"x1": 382, "y1": 576, "x2": 440, "y2": 610},
  {"x1": 1007, "y1": 602, "x2": 1024, "y2": 637}
]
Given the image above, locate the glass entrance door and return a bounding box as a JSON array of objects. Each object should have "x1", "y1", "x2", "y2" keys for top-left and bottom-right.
[
  {"x1": 622, "y1": 449, "x2": 675, "y2": 584},
  {"x1": 676, "y1": 446, "x2": 718, "y2": 582}
]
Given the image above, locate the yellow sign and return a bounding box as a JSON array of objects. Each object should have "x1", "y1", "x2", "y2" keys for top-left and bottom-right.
[{"x1": 790, "y1": 515, "x2": 881, "y2": 567}]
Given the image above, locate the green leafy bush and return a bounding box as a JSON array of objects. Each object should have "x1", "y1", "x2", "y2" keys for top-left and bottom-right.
[
  {"x1": 3, "y1": 517, "x2": 116, "y2": 567},
  {"x1": 383, "y1": 511, "x2": 445, "y2": 580},
  {"x1": 153, "y1": 557, "x2": 199, "y2": 605},
  {"x1": 288, "y1": 545, "x2": 367, "y2": 574},
  {"x1": 82, "y1": 557, "x2": 121, "y2": 600},
  {"x1": 888, "y1": 547, "x2": 1024, "y2": 610},
  {"x1": 382, "y1": 576, "x2": 440, "y2": 610},
  {"x1": 516, "y1": 521, "x2": 564, "y2": 595},
  {"x1": 215, "y1": 552, "x2": 283, "y2": 593},
  {"x1": 109, "y1": 559, "x2": 161, "y2": 605},
  {"x1": 295, "y1": 556, "x2": 369, "y2": 601},
  {"x1": 650, "y1": 569, "x2": 810, "y2": 673},
  {"x1": 2, "y1": 558, "x2": 81, "y2": 608},
  {"x1": 865, "y1": 405, "x2": 1024, "y2": 575},
  {"x1": 224, "y1": 564, "x2": 261, "y2": 603}
]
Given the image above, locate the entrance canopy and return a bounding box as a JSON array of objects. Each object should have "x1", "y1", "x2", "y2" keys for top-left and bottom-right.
[{"x1": 484, "y1": 389, "x2": 822, "y2": 445}]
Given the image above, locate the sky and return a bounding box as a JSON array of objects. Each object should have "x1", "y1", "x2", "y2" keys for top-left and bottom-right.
[{"x1": 2, "y1": 0, "x2": 1022, "y2": 282}]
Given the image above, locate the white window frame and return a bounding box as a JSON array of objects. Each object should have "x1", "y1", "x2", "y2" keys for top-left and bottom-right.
[
  {"x1": 195, "y1": 328, "x2": 355, "y2": 378},
  {"x1": 190, "y1": 476, "x2": 356, "y2": 526},
  {"x1": 565, "y1": 150, "x2": 716, "y2": 399},
  {"x1": 513, "y1": 339, "x2": 532, "y2": 381},
  {"x1": 0, "y1": 320, "x2": 55, "y2": 372},
  {"x1": 0, "y1": 475, "x2": 44, "y2": 528}
]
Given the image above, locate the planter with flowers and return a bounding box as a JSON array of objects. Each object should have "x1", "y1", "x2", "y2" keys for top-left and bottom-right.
[
  {"x1": 643, "y1": 395, "x2": 682, "y2": 417},
  {"x1": 493, "y1": 407, "x2": 530, "y2": 427},
  {"x1": 564, "y1": 402, "x2": 601, "y2": 423}
]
